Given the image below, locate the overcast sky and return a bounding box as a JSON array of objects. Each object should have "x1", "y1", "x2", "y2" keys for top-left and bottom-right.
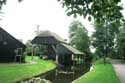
[{"x1": 0, "y1": 0, "x2": 124, "y2": 43}]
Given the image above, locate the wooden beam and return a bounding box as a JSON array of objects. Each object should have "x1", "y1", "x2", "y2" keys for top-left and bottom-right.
[
  {"x1": 32, "y1": 45, "x2": 34, "y2": 60},
  {"x1": 51, "y1": 45, "x2": 59, "y2": 64}
]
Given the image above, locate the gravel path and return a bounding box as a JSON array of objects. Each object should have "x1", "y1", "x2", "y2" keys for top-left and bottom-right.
[{"x1": 112, "y1": 60, "x2": 125, "y2": 83}]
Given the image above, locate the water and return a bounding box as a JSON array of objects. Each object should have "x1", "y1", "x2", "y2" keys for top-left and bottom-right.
[
  {"x1": 40, "y1": 64, "x2": 90, "y2": 83},
  {"x1": 21, "y1": 64, "x2": 90, "y2": 83}
]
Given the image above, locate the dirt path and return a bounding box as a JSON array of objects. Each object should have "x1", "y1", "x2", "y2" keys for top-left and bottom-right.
[
  {"x1": 0, "y1": 61, "x2": 37, "y2": 66},
  {"x1": 112, "y1": 60, "x2": 125, "y2": 83}
]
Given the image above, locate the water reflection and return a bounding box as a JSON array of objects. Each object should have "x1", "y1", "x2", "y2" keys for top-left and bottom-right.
[
  {"x1": 40, "y1": 64, "x2": 90, "y2": 83},
  {"x1": 21, "y1": 64, "x2": 90, "y2": 83}
]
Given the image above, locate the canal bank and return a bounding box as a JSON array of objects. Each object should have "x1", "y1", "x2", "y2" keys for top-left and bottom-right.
[
  {"x1": 72, "y1": 59, "x2": 121, "y2": 83},
  {"x1": 0, "y1": 56, "x2": 56, "y2": 83}
]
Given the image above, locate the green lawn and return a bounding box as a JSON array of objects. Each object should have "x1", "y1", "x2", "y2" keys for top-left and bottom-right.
[
  {"x1": 0, "y1": 56, "x2": 56, "y2": 83},
  {"x1": 73, "y1": 58, "x2": 120, "y2": 83}
]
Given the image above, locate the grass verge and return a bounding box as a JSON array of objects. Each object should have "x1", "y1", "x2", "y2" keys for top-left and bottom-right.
[
  {"x1": 0, "y1": 56, "x2": 56, "y2": 83},
  {"x1": 73, "y1": 58, "x2": 120, "y2": 83}
]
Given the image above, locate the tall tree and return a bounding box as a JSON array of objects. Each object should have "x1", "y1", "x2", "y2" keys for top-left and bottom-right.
[
  {"x1": 69, "y1": 20, "x2": 92, "y2": 62},
  {"x1": 92, "y1": 20, "x2": 120, "y2": 63},
  {"x1": 116, "y1": 23, "x2": 125, "y2": 59}
]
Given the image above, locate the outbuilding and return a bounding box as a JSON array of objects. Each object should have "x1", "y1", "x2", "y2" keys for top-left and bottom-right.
[
  {"x1": 0, "y1": 27, "x2": 25, "y2": 62},
  {"x1": 32, "y1": 31, "x2": 84, "y2": 65}
]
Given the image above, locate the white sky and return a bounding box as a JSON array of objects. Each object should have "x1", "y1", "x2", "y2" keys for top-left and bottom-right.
[
  {"x1": 0, "y1": 0, "x2": 124, "y2": 44},
  {"x1": 0, "y1": 0, "x2": 94, "y2": 43}
]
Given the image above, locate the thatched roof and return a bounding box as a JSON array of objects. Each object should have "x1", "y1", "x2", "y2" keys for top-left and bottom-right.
[
  {"x1": 38, "y1": 31, "x2": 67, "y2": 43},
  {"x1": 32, "y1": 30, "x2": 85, "y2": 55},
  {"x1": 61, "y1": 43, "x2": 84, "y2": 55}
]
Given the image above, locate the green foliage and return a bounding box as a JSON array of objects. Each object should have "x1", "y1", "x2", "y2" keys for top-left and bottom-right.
[
  {"x1": 69, "y1": 20, "x2": 89, "y2": 51},
  {"x1": 58, "y1": 0, "x2": 124, "y2": 23},
  {"x1": 25, "y1": 40, "x2": 32, "y2": 53},
  {"x1": 92, "y1": 20, "x2": 120, "y2": 59},
  {"x1": 0, "y1": 0, "x2": 6, "y2": 10},
  {"x1": 69, "y1": 20, "x2": 92, "y2": 61},
  {"x1": 0, "y1": 0, "x2": 23, "y2": 10},
  {"x1": 58, "y1": 0, "x2": 125, "y2": 61},
  {"x1": 73, "y1": 58, "x2": 120, "y2": 83},
  {"x1": 116, "y1": 24, "x2": 125, "y2": 59},
  {"x1": 25, "y1": 40, "x2": 40, "y2": 56}
]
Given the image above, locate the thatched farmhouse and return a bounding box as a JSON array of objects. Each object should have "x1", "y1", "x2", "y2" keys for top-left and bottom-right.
[{"x1": 32, "y1": 31, "x2": 84, "y2": 65}]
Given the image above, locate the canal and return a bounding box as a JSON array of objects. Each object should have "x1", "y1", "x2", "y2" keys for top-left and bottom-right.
[{"x1": 21, "y1": 64, "x2": 91, "y2": 83}]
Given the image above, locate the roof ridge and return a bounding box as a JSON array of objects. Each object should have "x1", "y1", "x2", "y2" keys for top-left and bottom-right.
[{"x1": 0, "y1": 27, "x2": 25, "y2": 46}]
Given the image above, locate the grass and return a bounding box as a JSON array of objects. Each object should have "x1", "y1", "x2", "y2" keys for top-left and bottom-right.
[
  {"x1": 0, "y1": 56, "x2": 56, "y2": 83},
  {"x1": 73, "y1": 58, "x2": 120, "y2": 83}
]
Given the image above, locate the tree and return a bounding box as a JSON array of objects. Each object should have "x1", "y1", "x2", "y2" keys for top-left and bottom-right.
[
  {"x1": 116, "y1": 23, "x2": 125, "y2": 59},
  {"x1": 69, "y1": 20, "x2": 92, "y2": 62},
  {"x1": 92, "y1": 20, "x2": 120, "y2": 63},
  {"x1": 0, "y1": 0, "x2": 6, "y2": 10},
  {"x1": 58, "y1": 0, "x2": 125, "y2": 63},
  {"x1": 58, "y1": 0, "x2": 124, "y2": 23},
  {"x1": 0, "y1": 0, "x2": 22, "y2": 10},
  {"x1": 0, "y1": 0, "x2": 124, "y2": 23},
  {"x1": 25, "y1": 40, "x2": 32, "y2": 55}
]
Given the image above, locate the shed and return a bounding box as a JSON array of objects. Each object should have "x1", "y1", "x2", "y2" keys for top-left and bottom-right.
[
  {"x1": 32, "y1": 31, "x2": 84, "y2": 65},
  {"x1": 0, "y1": 27, "x2": 25, "y2": 62}
]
